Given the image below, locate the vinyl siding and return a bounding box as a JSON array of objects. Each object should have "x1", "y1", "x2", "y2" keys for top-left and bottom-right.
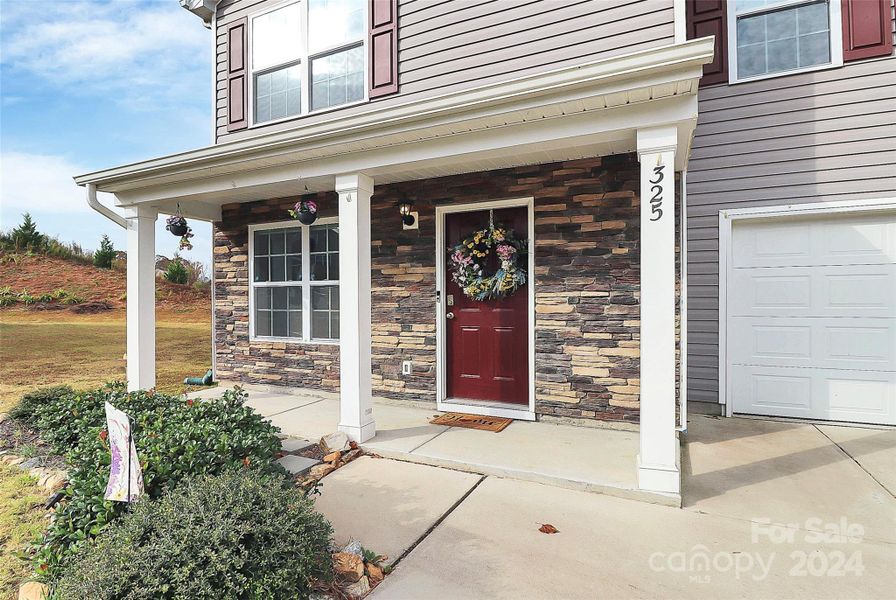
[
  {"x1": 685, "y1": 2, "x2": 896, "y2": 406},
  {"x1": 213, "y1": 0, "x2": 675, "y2": 143}
]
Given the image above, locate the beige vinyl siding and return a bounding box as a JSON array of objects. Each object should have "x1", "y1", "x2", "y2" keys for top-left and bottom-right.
[
  {"x1": 685, "y1": 4, "x2": 896, "y2": 407},
  {"x1": 213, "y1": 0, "x2": 675, "y2": 142}
]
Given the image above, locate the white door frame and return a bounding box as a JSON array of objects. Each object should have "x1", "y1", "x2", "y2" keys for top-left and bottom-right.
[
  {"x1": 435, "y1": 197, "x2": 536, "y2": 421},
  {"x1": 718, "y1": 197, "x2": 896, "y2": 418}
]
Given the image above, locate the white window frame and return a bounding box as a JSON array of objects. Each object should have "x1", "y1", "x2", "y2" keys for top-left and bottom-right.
[
  {"x1": 248, "y1": 218, "x2": 340, "y2": 345},
  {"x1": 727, "y1": 0, "x2": 843, "y2": 84},
  {"x1": 248, "y1": 0, "x2": 368, "y2": 128}
]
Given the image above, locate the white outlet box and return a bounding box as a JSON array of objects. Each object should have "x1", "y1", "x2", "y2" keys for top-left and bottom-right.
[{"x1": 401, "y1": 360, "x2": 412, "y2": 375}]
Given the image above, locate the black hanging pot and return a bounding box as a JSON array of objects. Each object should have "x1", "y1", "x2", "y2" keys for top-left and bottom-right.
[
  {"x1": 167, "y1": 222, "x2": 188, "y2": 236},
  {"x1": 296, "y1": 210, "x2": 317, "y2": 225}
]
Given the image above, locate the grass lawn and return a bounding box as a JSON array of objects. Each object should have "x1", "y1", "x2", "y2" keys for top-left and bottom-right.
[
  {"x1": 0, "y1": 465, "x2": 46, "y2": 599},
  {"x1": 0, "y1": 308, "x2": 212, "y2": 413},
  {"x1": 0, "y1": 307, "x2": 212, "y2": 597}
]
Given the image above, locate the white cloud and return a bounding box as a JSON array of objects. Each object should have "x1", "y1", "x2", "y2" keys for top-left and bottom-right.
[
  {"x1": 0, "y1": 152, "x2": 115, "y2": 214},
  {"x1": 0, "y1": 0, "x2": 210, "y2": 109}
]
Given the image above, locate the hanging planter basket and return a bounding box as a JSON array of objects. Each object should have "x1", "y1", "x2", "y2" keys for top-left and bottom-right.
[
  {"x1": 165, "y1": 213, "x2": 194, "y2": 251},
  {"x1": 167, "y1": 221, "x2": 189, "y2": 237},
  {"x1": 288, "y1": 199, "x2": 318, "y2": 225}
]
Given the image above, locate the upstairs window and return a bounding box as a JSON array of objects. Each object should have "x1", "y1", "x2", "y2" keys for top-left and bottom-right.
[
  {"x1": 729, "y1": 0, "x2": 842, "y2": 83},
  {"x1": 251, "y1": 0, "x2": 366, "y2": 125}
]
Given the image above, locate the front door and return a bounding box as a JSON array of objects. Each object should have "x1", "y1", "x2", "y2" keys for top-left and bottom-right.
[{"x1": 445, "y1": 206, "x2": 529, "y2": 405}]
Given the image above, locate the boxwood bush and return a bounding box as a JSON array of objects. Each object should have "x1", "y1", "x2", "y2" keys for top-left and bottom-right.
[
  {"x1": 53, "y1": 468, "x2": 332, "y2": 600},
  {"x1": 22, "y1": 383, "x2": 285, "y2": 582}
]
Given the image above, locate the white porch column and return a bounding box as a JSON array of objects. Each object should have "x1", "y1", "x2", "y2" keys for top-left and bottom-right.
[
  {"x1": 124, "y1": 205, "x2": 158, "y2": 391},
  {"x1": 636, "y1": 127, "x2": 680, "y2": 496},
  {"x1": 336, "y1": 173, "x2": 376, "y2": 442}
]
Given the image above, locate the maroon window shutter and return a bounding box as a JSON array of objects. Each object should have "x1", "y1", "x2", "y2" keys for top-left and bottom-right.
[
  {"x1": 369, "y1": 0, "x2": 399, "y2": 98},
  {"x1": 226, "y1": 18, "x2": 248, "y2": 132},
  {"x1": 686, "y1": 0, "x2": 728, "y2": 86},
  {"x1": 842, "y1": 0, "x2": 893, "y2": 61}
]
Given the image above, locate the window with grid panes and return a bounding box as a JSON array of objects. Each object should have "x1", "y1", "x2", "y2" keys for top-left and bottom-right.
[{"x1": 250, "y1": 221, "x2": 339, "y2": 341}]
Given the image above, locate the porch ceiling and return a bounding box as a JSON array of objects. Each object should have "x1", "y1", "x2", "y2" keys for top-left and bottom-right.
[{"x1": 74, "y1": 38, "x2": 713, "y2": 220}]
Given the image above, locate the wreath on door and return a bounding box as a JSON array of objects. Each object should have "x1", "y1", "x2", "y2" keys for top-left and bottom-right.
[{"x1": 448, "y1": 212, "x2": 527, "y2": 301}]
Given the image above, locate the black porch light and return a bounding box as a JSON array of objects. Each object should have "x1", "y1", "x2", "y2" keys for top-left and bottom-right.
[{"x1": 398, "y1": 199, "x2": 416, "y2": 227}]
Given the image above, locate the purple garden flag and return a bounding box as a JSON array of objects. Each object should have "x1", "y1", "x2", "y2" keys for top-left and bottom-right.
[{"x1": 103, "y1": 402, "x2": 144, "y2": 502}]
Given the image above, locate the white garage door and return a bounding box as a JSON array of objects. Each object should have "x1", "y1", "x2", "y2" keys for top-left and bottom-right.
[{"x1": 727, "y1": 211, "x2": 896, "y2": 425}]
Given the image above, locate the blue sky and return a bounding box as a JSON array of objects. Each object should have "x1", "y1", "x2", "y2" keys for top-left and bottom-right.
[{"x1": 1, "y1": 0, "x2": 214, "y2": 264}]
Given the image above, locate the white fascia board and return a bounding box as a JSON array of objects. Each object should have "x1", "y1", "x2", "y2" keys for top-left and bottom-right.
[
  {"x1": 180, "y1": 0, "x2": 219, "y2": 24},
  {"x1": 115, "y1": 95, "x2": 697, "y2": 206},
  {"x1": 74, "y1": 38, "x2": 714, "y2": 192}
]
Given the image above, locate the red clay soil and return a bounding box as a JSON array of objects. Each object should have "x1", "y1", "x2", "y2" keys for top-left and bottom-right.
[{"x1": 0, "y1": 254, "x2": 210, "y2": 311}]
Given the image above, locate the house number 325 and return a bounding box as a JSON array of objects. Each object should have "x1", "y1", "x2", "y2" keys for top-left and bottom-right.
[{"x1": 649, "y1": 164, "x2": 665, "y2": 222}]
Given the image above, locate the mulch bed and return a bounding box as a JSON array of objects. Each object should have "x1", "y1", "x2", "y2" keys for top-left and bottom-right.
[{"x1": 0, "y1": 418, "x2": 66, "y2": 470}]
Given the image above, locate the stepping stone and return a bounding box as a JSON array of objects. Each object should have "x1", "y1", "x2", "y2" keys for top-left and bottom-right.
[
  {"x1": 281, "y1": 437, "x2": 316, "y2": 454},
  {"x1": 277, "y1": 455, "x2": 320, "y2": 476}
]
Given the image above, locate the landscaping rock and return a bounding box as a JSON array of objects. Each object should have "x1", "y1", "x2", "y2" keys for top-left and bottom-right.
[
  {"x1": 276, "y1": 455, "x2": 320, "y2": 476},
  {"x1": 320, "y1": 431, "x2": 350, "y2": 453},
  {"x1": 44, "y1": 472, "x2": 68, "y2": 491},
  {"x1": 323, "y1": 451, "x2": 341, "y2": 463},
  {"x1": 342, "y1": 539, "x2": 363, "y2": 557},
  {"x1": 342, "y1": 449, "x2": 362, "y2": 464},
  {"x1": 367, "y1": 562, "x2": 384, "y2": 585},
  {"x1": 345, "y1": 575, "x2": 370, "y2": 597},
  {"x1": 18, "y1": 581, "x2": 48, "y2": 600},
  {"x1": 332, "y1": 552, "x2": 364, "y2": 584},
  {"x1": 309, "y1": 463, "x2": 337, "y2": 479},
  {"x1": 20, "y1": 457, "x2": 41, "y2": 469}
]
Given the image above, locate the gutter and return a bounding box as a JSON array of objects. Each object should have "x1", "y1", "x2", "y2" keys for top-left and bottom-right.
[{"x1": 85, "y1": 183, "x2": 127, "y2": 228}]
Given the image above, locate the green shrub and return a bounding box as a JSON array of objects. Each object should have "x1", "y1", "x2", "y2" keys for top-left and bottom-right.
[
  {"x1": 26, "y1": 384, "x2": 285, "y2": 581},
  {"x1": 163, "y1": 259, "x2": 189, "y2": 285},
  {"x1": 53, "y1": 468, "x2": 332, "y2": 600},
  {"x1": 18, "y1": 290, "x2": 35, "y2": 305},
  {"x1": 92, "y1": 235, "x2": 115, "y2": 269},
  {"x1": 7, "y1": 213, "x2": 46, "y2": 251},
  {"x1": 9, "y1": 385, "x2": 75, "y2": 428}
]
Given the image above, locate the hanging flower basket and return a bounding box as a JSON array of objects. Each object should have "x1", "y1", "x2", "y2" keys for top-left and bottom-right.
[
  {"x1": 288, "y1": 199, "x2": 318, "y2": 225},
  {"x1": 166, "y1": 217, "x2": 188, "y2": 237},
  {"x1": 165, "y1": 215, "x2": 194, "y2": 251},
  {"x1": 448, "y1": 218, "x2": 527, "y2": 301}
]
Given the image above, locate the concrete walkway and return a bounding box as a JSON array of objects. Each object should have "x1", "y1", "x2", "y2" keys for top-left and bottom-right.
[
  {"x1": 190, "y1": 384, "x2": 663, "y2": 504},
  {"x1": 192, "y1": 386, "x2": 895, "y2": 598},
  {"x1": 317, "y1": 415, "x2": 894, "y2": 599}
]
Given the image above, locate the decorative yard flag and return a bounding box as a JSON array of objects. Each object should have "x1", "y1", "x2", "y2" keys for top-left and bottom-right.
[{"x1": 103, "y1": 402, "x2": 144, "y2": 502}]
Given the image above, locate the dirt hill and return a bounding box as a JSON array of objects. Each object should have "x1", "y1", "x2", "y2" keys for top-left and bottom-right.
[{"x1": 0, "y1": 254, "x2": 210, "y2": 312}]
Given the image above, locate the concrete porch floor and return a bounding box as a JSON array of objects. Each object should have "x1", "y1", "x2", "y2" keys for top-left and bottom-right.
[{"x1": 187, "y1": 384, "x2": 672, "y2": 504}]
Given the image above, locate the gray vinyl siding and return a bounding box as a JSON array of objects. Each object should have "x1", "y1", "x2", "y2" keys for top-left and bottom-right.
[
  {"x1": 213, "y1": 0, "x2": 675, "y2": 143},
  {"x1": 685, "y1": 2, "x2": 896, "y2": 407}
]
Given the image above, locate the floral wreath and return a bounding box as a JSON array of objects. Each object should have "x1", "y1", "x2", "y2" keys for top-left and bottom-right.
[{"x1": 448, "y1": 215, "x2": 527, "y2": 301}]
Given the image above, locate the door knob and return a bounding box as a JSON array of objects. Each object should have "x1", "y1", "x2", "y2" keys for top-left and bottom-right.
[{"x1": 446, "y1": 312, "x2": 455, "y2": 320}]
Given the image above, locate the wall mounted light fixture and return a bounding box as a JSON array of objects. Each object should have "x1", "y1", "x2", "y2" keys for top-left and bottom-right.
[{"x1": 399, "y1": 199, "x2": 417, "y2": 228}]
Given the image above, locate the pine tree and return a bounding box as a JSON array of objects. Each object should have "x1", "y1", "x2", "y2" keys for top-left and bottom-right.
[
  {"x1": 10, "y1": 213, "x2": 46, "y2": 251},
  {"x1": 93, "y1": 234, "x2": 116, "y2": 269}
]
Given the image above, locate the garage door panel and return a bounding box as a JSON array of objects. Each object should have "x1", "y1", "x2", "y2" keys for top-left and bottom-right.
[
  {"x1": 731, "y1": 366, "x2": 896, "y2": 425},
  {"x1": 732, "y1": 213, "x2": 896, "y2": 268},
  {"x1": 729, "y1": 317, "x2": 896, "y2": 370},
  {"x1": 728, "y1": 210, "x2": 896, "y2": 425},
  {"x1": 729, "y1": 264, "x2": 896, "y2": 318}
]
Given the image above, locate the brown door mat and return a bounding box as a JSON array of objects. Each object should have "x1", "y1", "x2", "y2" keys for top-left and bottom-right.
[{"x1": 430, "y1": 412, "x2": 513, "y2": 432}]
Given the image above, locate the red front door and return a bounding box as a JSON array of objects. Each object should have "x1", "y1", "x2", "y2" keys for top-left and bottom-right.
[{"x1": 445, "y1": 207, "x2": 529, "y2": 405}]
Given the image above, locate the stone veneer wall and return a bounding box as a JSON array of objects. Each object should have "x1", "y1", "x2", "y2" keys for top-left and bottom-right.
[{"x1": 214, "y1": 153, "x2": 649, "y2": 422}]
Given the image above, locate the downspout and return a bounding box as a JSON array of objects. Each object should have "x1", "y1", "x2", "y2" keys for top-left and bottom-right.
[{"x1": 86, "y1": 183, "x2": 126, "y2": 228}]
